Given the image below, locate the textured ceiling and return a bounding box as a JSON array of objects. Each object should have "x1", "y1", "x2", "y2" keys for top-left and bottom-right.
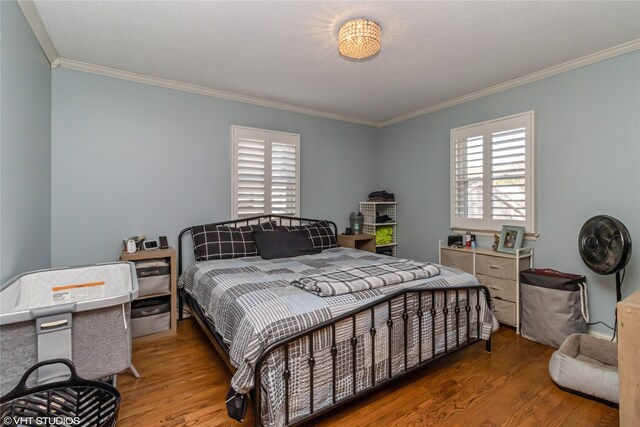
[{"x1": 34, "y1": 1, "x2": 640, "y2": 123}]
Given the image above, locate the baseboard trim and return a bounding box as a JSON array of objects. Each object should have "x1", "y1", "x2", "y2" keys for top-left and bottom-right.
[{"x1": 588, "y1": 329, "x2": 616, "y2": 342}]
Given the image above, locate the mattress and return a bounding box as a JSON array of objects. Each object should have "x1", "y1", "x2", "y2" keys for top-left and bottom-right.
[{"x1": 181, "y1": 247, "x2": 497, "y2": 425}]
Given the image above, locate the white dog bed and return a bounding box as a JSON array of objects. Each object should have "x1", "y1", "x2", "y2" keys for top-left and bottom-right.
[{"x1": 548, "y1": 333, "x2": 618, "y2": 406}]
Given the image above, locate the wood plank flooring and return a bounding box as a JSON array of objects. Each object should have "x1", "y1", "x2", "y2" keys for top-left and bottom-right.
[{"x1": 117, "y1": 319, "x2": 618, "y2": 426}]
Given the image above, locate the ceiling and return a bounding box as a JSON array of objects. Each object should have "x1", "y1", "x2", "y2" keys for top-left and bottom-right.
[{"x1": 33, "y1": 1, "x2": 640, "y2": 125}]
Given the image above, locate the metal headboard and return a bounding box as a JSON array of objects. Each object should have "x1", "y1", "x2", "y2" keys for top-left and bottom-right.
[{"x1": 177, "y1": 215, "x2": 338, "y2": 274}]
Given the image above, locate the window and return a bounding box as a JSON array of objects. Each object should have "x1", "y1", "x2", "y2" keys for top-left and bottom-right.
[
  {"x1": 231, "y1": 125, "x2": 300, "y2": 218},
  {"x1": 450, "y1": 111, "x2": 535, "y2": 232}
]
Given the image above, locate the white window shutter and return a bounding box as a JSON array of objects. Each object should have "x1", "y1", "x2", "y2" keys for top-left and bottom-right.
[
  {"x1": 232, "y1": 127, "x2": 268, "y2": 218},
  {"x1": 231, "y1": 126, "x2": 300, "y2": 218},
  {"x1": 270, "y1": 133, "x2": 299, "y2": 216},
  {"x1": 453, "y1": 134, "x2": 484, "y2": 222},
  {"x1": 450, "y1": 112, "x2": 535, "y2": 232},
  {"x1": 490, "y1": 128, "x2": 526, "y2": 221}
]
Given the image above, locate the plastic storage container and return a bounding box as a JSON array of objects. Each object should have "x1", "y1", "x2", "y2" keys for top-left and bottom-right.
[{"x1": 0, "y1": 262, "x2": 138, "y2": 395}]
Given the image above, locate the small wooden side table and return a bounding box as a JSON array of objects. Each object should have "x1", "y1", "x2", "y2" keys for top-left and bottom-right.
[
  {"x1": 337, "y1": 233, "x2": 376, "y2": 253},
  {"x1": 120, "y1": 247, "x2": 177, "y2": 341}
]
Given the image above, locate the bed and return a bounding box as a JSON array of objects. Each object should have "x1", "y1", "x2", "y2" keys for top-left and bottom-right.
[{"x1": 178, "y1": 215, "x2": 497, "y2": 426}]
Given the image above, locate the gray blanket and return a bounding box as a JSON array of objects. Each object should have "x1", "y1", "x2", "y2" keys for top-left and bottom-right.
[
  {"x1": 181, "y1": 248, "x2": 497, "y2": 426},
  {"x1": 291, "y1": 259, "x2": 440, "y2": 296}
]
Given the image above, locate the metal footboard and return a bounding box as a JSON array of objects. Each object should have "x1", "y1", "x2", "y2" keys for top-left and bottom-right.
[{"x1": 252, "y1": 285, "x2": 492, "y2": 426}]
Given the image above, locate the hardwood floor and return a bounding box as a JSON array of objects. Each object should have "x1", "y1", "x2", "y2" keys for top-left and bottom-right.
[{"x1": 117, "y1": 319, "x2": 618, "y2": 426}]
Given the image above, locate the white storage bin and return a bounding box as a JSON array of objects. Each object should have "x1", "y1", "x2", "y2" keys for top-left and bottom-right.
[
  {"x1": 131, "y1": 298, "x2": 170, "y2": 338},
  {"x1": 135, "y1": 259, "x2": 170, "y2": 297}
]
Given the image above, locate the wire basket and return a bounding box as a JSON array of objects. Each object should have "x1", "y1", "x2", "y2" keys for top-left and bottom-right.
[{"x1": 0, "y1": 359, "x2": 120, "y2": 427}]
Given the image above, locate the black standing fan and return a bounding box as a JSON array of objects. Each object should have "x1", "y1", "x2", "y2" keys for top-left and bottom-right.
[{"x1": 578, "y1": 215, "x2": 632, "y2": 303}]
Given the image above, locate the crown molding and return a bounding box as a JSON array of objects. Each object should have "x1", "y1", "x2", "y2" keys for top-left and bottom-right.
[
  {"x1": 379, "y1": 39, "x2": 640, "y2": 127},
  {"x1": 56, "y1": 58, "x2": 379, "y2": 127},
  {"x1": 17, "y1": 0, "x2": 60, "y2": 68}
]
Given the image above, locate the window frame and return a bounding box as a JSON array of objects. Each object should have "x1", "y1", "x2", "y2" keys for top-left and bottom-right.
[
  {"x1": 230, "y1": 125, "x2": 300, "y2": 219},
  {"x1": 450, "y1": 111, "x2": 535, "y2": 233}
]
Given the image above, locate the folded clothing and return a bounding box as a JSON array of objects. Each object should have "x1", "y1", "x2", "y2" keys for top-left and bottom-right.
[
  {"x1": 376, "y1": 213, "x2": 393, "y2": 223},
  {"x1": 377, "y1": 247, "x2": 394, "y2": 256},
  {"x1": 376, "y1": 226, "x2": 394, "y2": 245},
  {"x1": 368, "y1": 190, "x2": 395, "y2": 202},
  {"x1": 291, "y1": 260, "x2": 440, "y2": 296}
]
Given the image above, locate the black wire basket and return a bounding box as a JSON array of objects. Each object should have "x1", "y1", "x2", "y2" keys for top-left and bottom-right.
[{"x1": 0, "y1": 359, "x2": 121, "y2": 427}]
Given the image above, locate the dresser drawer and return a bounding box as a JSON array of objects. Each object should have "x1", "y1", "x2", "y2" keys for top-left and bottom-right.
[
  {"x1": 492, "y1": 298, "x2": 517, "y2": 326},
  {"x1": 476, "y1": 254, "x2": 517, "y2": 280},
  {"x1": 476, "y1": 274, "x2": 516, "y2": 302},
  {"x1": 440, "y1": 248, "x2": 473, "y2": 274}
]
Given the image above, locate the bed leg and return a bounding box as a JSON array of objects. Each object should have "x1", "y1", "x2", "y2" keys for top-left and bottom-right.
[
  {"x1": 178, "y1": 291, "x2": 184, "y2": 321},
  {"x1": 485, "y1": 338, "x2": 492, "y2": 353}
]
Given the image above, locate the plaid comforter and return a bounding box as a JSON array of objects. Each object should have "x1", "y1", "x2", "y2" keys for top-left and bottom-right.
[
  {"x1": 181, "y1": 248, "x2": 497, "y2": 426},
  {"x1": 291, "y1": 260, "x2": 441, "y2": 296}
]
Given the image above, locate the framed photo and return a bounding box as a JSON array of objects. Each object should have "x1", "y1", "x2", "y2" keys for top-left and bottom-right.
[{"x1": 497, "y1": 225, "x2": 525, "y2": 254}]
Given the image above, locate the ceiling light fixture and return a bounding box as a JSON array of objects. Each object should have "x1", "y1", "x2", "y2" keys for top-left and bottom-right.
[{"x1": 338, "y1": 19, "x2": 381, "y2": 61}]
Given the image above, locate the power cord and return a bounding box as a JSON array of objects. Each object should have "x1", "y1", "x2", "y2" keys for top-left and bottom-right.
[
  {"x1": 587, "y1": 321, "x2": 614, "y2": 331},
  {"x1": 586, "y1": 267, "x2": 625, "y2": 341}
]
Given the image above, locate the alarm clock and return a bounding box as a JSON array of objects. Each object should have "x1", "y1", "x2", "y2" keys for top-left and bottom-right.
[{"x1": 143, "y1": 240, "x2": 159, "y2": 250}]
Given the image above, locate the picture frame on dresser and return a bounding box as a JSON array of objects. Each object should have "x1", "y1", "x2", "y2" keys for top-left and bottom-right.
[{"x1": 497, "y1": 225, "x2": 525, "y2": 254}]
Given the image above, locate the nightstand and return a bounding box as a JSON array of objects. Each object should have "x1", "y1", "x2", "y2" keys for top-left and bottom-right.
[
  {"x1": 337, "y1": 233, "x2": 376, "y2": 252},
  {"x1": 120, "y1": 247, "x2": 177, "y2": 341}
]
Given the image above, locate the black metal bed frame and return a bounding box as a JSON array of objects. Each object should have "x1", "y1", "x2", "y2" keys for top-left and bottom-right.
[{"x1": 177, "y1": 215, "x2": 492, "y2": 426}]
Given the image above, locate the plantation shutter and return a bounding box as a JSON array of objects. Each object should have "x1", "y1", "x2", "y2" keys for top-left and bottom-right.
[
  {"x1": 232, "y1": 126, "x2": 300, "y2": 218},
  {"x1": 490, "y1": 127, "x2": 526, "y2": 222},
  {"x1": 233, "y1": 127, "x2": 268, "y2": 217},
  {"x1": 452, "y1": 133, "x2": 484, "y2": 226},
  {"x1": 450, "y1": 112, "x2": 534, "y2": 232},
  {"x1": 270, "y1": 132, "x2": 299, "y2": 215}
]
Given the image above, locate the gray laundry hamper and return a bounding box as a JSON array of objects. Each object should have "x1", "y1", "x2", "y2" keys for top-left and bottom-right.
[
  {"x1": 520, "y1": 269, "x2": 588, "y2": 348},
  {"x1": 0, "y1": 262, "x2": 139, "y2": 395}
]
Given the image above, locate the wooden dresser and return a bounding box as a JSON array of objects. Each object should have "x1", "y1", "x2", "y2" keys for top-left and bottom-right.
[{"x1": 438, "y1": 241, "x2": 533, "y2": 333}]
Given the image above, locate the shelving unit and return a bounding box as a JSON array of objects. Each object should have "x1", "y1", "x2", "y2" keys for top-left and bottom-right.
[
  {"x1": 359, "y1": 201, "x2": 397, "y2": 256},
  {"x1": 120, "y1": 247, "x2": 177, "y2": 341}
]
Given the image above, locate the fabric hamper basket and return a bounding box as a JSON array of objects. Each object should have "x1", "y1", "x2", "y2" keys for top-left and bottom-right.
[
  {"x1": 0, "y1": 262, "x2": 139, "y2": 395},
  {"x1": 520, "y1": 268, "x2": 588, "y2": 347},
  {"x1": 1, "y1": 359, "x2": 120, "y2": 427}
]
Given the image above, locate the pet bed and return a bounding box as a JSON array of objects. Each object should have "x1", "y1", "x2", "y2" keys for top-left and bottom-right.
[{"x1": 548, "y1": 333, "x2": 618, "y2": 406}]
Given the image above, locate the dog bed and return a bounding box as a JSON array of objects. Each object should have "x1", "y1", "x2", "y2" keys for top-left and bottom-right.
[{"x1": 548, "y1": 333, "x2": 618, "y2": 406}]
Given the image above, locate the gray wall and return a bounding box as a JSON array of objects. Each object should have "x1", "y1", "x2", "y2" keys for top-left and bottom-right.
[
  {"x1": 51, "y1": 69, "x2": 379, "y2": 266},
  {"x1": 0, "y1": 0, "x2": 52, "y2": 283},
  {"x1": 379, "y1": 51, "x2": 640, "y2": 335}
]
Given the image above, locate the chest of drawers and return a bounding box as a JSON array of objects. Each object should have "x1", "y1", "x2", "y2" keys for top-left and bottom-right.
[{"x1": 439, "y1": 241, "x2": 533, "y2": 333}]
